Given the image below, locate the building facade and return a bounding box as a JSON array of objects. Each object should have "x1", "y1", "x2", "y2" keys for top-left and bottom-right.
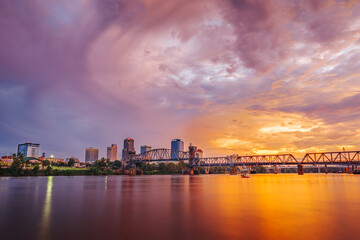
[
  {"x1": 107, "y1": 144, "x2": 118, "y2": 161},
  {"x1": 45, "y1": 157, "x2": 64, "y2": 164},
  {"x1": 1, "y1": 156, "x2": 13, "y2": 166},
  {"x1": 85, "y1": 147, "x2": 99, "y2": 163},
  {"x1": 171, "y1": 139, "x2": 184, "y2": 159},
  {"x1": 140, "y1": 145, "x2": 151, "y2": 154},
  {"x1": 18, "y1": 142, "x2": 40, "y2": 158},
  {"x1": 122, "y1": 138, "x2": 135, "y2": 160}
]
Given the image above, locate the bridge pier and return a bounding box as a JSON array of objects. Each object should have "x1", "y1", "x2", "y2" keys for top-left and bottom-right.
[
  {"x1": 352, "y1": 164, "x2": 355, "y2": 173},
  {"x1": 230, "y1": 166, "x2": 237, "y2": 175},
  {"x1": 183, "y1": 167, "x2": 199, "y2": 175},
  {"x1": 205, "y1": 167, "x2": 210, "y2": 174},
  {"x1": 325, "y1": 164, "x2": 328, "y2": 174},
  {"x1": 297, "y1": 164, "x2": 304, "y2": 175},
  {"x1": 274, "y1": 165, "x2": 278, "y2": 174}
]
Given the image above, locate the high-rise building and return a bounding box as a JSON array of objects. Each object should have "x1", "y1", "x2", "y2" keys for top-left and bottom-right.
[
  {"x1": 107, "y1": 144, "x2": 118, "y2": 161},
  {"x1": 171, "y1": 139, "x2": 184, "y2": 159},
  {"x1": 140, "y1": 145, "x2": 151, "y2": 154},
  {"x1": 122, "y1": 138, "x2": 135, "y2": 160},
  {"x1": 85, "y1": 147, "x2": 99, "y2": 163},
  {"x1": 18, "y1": 142, "x2": 40, "y2": 158}
]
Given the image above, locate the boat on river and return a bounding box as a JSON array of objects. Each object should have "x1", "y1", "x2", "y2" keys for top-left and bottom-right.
[{"x1": 241, "y1": 173, "x2": 251, "y2": 178}]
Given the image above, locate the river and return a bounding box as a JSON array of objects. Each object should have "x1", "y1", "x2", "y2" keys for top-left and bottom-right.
[{"x1": 1, "y1": 174, "x2": 359, "y2": 240}]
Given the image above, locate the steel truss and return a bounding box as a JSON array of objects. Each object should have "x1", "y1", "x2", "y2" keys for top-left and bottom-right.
[
  {"x1": 200, "y1": 154, "x2": 298, "y2": 167},
  {"x1": 130, "y1": 149, "x2": 360, "y2": 167},
  {"x1": 131, "y1": 148, "x2": 189, "y2": 161},
  {"x1": 301, "y1": 151, "x2": 360, "y2": 164}
]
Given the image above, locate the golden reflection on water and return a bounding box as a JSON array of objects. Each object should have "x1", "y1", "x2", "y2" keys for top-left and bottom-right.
[
  {"x1": 210, "y1": 174, "x2": 360, "y2": 240},
  {"x1": 39, "y1": 176, "x2": 53, "y2": 240},
  {"x1": 5, "y1": 174, "x2": 360, "y2": 240}
]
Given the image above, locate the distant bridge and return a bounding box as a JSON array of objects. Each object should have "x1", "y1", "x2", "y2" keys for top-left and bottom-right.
[{"x1": 130, "y1": 149, "x2": 360, "y2": 167}]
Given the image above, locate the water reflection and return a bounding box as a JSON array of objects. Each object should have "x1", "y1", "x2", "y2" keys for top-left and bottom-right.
[
  {"x1": 1, "y1": 174, "x2": 360, "y2": 240},
  {"x1": 39, "y1": 176, "x2": 53, "y2": 240}
]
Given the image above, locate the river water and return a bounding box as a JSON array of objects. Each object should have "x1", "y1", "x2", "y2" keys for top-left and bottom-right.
[{"x1": 0, "y1": 174, "x2": 360, "y2": 240}]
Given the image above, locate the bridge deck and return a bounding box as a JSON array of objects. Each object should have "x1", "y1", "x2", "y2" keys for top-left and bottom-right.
[{"x1": 130, "y1": 150, "x2": 360, "y2": 167}]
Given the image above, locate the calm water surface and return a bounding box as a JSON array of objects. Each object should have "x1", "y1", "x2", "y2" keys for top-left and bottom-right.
[{"x1": 1, "y1": 174, "x2": 360, "y2": 240}]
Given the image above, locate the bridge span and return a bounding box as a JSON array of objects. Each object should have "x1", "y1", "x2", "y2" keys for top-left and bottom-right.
[
  {"x1": 131, "y1": 149, "x2": 360, "y2": 165},
  {"x1": 130, "y1": 149, "x2": 360, "y2": 174}
]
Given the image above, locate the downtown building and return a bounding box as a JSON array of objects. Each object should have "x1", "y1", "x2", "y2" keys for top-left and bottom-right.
[
  {"x1": 140, "y1": 145, "x2": 151, "y2": 154},
  {"x1": 122, "y1": 138, "x2": 135, "y2": 160},
  {"x1": 171, "y1": 139, "x2": 184, "y2": 159},
  {"x1": 107, "y1": 144, "x2": 118, "y2": 161},
  {"x1": 85, "y1": 147, "x2": 99, "y2": 163},
  {"x1": 18, "y1": 142, "x2": 40, "y2": 158}
]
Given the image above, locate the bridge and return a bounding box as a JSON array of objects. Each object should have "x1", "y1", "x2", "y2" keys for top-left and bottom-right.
[{"x1": 130, "y1": 149, "x2": 360, "y2": 174}]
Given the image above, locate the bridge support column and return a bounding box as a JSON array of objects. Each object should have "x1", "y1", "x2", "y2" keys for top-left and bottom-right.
[
  {"x1": 297, "y1": 164, "x2": 304, "y2": 175},
  {"x1": 352, "y1": 164, "x2": 355, "y2": 173},
  {"x1": 274, "y1": 165, "x2": 278, "y2": 174},
  {"x1": 230, "y1": 166, "x2": 237, "y2": 175},
  {"x1": 325, "y1": 164, "x2": 328, "y2": 174},
  {"x1": 183, "y1": 167, "x2": 199, "y2": 175},
  {"x1": 205, "y1": 167, "x2": 210, "y2": 174}
]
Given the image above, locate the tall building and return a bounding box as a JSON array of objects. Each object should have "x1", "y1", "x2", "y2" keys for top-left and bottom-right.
[
  {"x1": 140, "y1": 145, "x2": 151, "y2": 154},
  {"x1": 122, "y1": 138, "x2": 135, "y2": 160},
  {"x1": 171, "y1": 139, "x2": 184, "y2": 159},
  {"x1": 18, "y1": 142, "x2": 40, "y2": 158},
  {"x1": 107, "y1": 144, "x2": 118, "y2": 161},
  {"x1": 85, "y1": 147, "x2": 99, "y2": 163}
]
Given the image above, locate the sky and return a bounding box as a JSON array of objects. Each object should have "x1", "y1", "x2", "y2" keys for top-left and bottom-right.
[{"x1": 1, "y1": 0, "x2": 360, "y2": 161}]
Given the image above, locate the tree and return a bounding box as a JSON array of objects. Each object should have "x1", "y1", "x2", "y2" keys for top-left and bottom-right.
[
  {"x1": 68, "y1": 158, "x2": 75, "y2": 167},
  {"x1": 45, "y1": 166, "x2": 53, "y2": 176},
  {"x1": 33, "y1": 165, "x2": 40, "y2": 175},
  {"x1": 167, "y1": 162, "x2": 177, "y2": 173},
  {"x1": 178, "y1": 161, "x2": 186, "y2": 171},
  {"x1": 136, "y1": 162, "x2": 146, "y2": 170},
  {"x1": 253, "y1": 165, "x2": 267, "y2": 173},
  {"x1": 92, "y1": 158, "x2": 108, "y2": 171},
  {"x1": 159, "y1": 163, "x2": 166, "y2": 173},
  {"x1": 111, "y1": 160, "x2": 122, "y2": 169},
  {"x1": 10, "y1": 153, "x2": 24, "y2": 176},
  {"x1": 43, "y1": 160, "x2": 51, "y2": 167}
]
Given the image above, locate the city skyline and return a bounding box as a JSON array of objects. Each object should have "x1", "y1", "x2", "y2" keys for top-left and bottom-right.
[{"x1": 1, "y1": 1, "x2": 360, "y2": 160}]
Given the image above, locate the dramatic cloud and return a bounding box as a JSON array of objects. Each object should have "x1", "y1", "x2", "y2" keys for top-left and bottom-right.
[{"x1": 1, "y1": 0, "x2": 360, "y2": 159}]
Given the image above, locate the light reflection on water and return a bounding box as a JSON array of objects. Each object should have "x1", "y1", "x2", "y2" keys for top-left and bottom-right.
[
  {"x1": 1, "y1": 174, "x2": 360, "y2": 240},
  {"x1": 38, "y1": 176, "x2": 53, "y2": 240}
]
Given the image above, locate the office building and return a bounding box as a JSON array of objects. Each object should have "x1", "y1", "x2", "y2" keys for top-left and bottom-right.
[
  {"x1": 18, "y1": 142, "x2": 40, "y2": 158},
  {"x1": 171, "y1": 139, "x2": 184, "y2": 159},
  {"x1": 122, "y1": 138, "x2": 135, "y2": 160},
  {"x1": 140, "y1": 145, "x2": 151, "y2": 154},
  {"x1": 85, "y1": 147, "x2": 99, "y2": 163},
  {"x1": 107, "y1": 144, "x2": 118, "y2": 161}
]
